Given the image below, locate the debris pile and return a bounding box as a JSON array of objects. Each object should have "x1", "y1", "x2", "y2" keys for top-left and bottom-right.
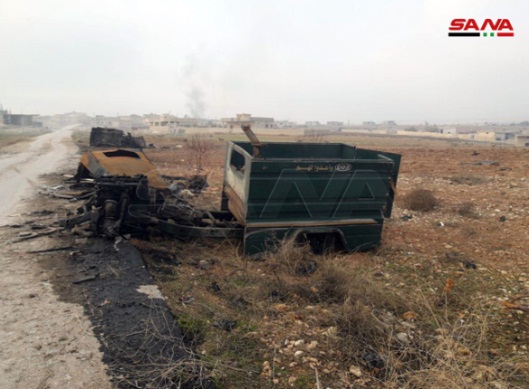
[{"x1": 61, "y1": 146, "x2": 242, "y2": 241}]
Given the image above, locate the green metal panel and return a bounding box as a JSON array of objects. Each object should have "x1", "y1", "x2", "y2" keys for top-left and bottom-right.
[{"x1": 222, "y1": 141, "x2": 401, "y2": 255}]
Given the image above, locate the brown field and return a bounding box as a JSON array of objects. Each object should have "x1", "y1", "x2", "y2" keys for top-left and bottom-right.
[
  {"x1": 117, "y1": 131, "x2": 529, "y2": 388},
  {"x1": 0, "y1": 126, "x2": 51, "y2": 152}
]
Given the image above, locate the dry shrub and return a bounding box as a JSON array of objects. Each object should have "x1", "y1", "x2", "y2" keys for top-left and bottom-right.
[
  {"x1": 260, "y1": 238, "x2": 321, "y2": 302},
  {"x1": 299, "y1": 130, "x2": 327, "y2": 143},
  {"x1": 185, "y1": 133, "x2": 217, "y2": 171},
  {"x1": 264, "y1": 237, "x2": 316, "y2": 276},
  {"x1": 456, "y1": 201, "x2": 480, "y2": 219},
  {"x1": 403, "y1": 189, "x2": 438, "y2": 212},
  {"x1": 259, "y1": 239, "x2": 352, "y2": 304},
  {"x1": 336, "y1": 286, "x2": 506, "y2": 387},
  {"x1": 311, "y1": 262, "x2": 351, "y2": 303},
  {"x1": 334, "y1": 272, "x2": 411, "y2": 350}
]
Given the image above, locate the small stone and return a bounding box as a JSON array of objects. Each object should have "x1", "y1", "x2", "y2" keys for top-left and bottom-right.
[
  {"x1": 490, "y1": 381, "x2": 508, "y2": 389},
  {"x1": 324, "y1": 327, "x2": 337, "y2": 338},
  {"x1": 396, "y1": 332, "x2": 411, "y2": 344},
  {"x1": 198, "y1": 260, "x2": 210, "y2": 270},
  {"x1": 273, "y1": 303, "x2": 289, "y2": 313},
  {"x1": 294, "y1": 350, "x2": 304, "y2": 358},
  {"x1": 307, "y1": 340, "x2": 319, "y2": 350},
  {"x1": 294, "y1": 339, "x2": 304, "y2": 346},
  {"x1": 348, "y1": 365, "x2": 363, "y2": 378}
]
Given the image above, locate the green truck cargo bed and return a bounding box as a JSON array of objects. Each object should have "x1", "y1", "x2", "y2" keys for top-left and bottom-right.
[{"x1": 221, "y1": 141, "x2": 401, "y2": 256}]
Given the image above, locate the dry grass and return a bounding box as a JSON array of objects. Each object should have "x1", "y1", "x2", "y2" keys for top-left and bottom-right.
[
  {"x1": 130, "y1": 134, "x2": 529, "y2": 389},
  {"x1": 133, "y1": 234, "x2": 529, "y2": 389},
  {"x1": 456, "y1": 201, "x2": 481, "y2": 219}
]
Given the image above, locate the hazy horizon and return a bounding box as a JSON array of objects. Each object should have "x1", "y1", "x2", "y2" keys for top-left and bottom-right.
[{"x1": 1, "y1": 0, "x2": 528, "y2": 124}]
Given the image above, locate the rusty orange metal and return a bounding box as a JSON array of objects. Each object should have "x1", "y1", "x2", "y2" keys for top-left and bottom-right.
[{"x1": 79, "y1": 149, "x2": 167, "y2": 190}]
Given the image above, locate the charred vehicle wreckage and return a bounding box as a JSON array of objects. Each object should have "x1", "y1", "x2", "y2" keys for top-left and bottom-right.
[{"x1": 62, "y1": 126, "x2": 401, "y2": 256}]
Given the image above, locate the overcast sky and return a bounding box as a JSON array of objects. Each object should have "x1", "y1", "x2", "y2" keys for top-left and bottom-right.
[{"x1": 1, "y1": 0, "x2": 528, "y2": 123}]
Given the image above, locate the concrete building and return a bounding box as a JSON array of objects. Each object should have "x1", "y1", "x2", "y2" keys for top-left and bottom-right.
[
  {"x1": 516, "y1": 135, "x2": 529, "y2": 147},
  {"x1": 440, "y1": 128, "x2": 457, "y2": 135},
  {"x1": 147, "y1": 115, "x2": 205, "y2": 134},
  {"x1": 3, "y1": 114, "x2": 37, "y2": 126},
  {"x1": 276, "y1": 120, "x2": 297, "y2": 128},
  {"x1": 495, "y1": 131, "x2": 516, "y2": 141},
  {"x1": 222, "y1": 113, "x2": 275, "y2": 129},
  {"x1": 472, "y1": 131, "x2": 495, "y2": 142},
  {"x1": 363, "y1": 121, "x2": 376, "y2": 126}
]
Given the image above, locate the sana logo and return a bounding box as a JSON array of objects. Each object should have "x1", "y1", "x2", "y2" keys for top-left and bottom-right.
[{"x1": 448, "y1": 19, "x2": 514, "y2": 37}]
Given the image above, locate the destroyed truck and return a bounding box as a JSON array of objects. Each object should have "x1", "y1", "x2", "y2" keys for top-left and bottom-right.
[
  {"x1": 221, "y1": 139, "x2": 400, "y2": 255},
  {"x1": 64, "y1": 127, "x2": 400, "y2": 256}
]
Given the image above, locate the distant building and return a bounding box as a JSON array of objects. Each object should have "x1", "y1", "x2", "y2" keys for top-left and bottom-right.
[
  {"x1": 3, "y1": 114, "x2": 37, "y2": 126},
  {"x1": 327, "y1": 121, "x2": 343, "y2": 126},
  {"x1": 473, "y1": 131, "x2": 495, "y2": 142},
  {"x1": 305, "y1": 121, "x2": 321, "y2": 127},
  {"x1": 382, "y1": 120, "x2": 397, "y2": 126},
  {"x1": 276, "y1": 120, "x2": 297, "y2": 128},
  {"x1": 495, "y1": 132, "x2": 516, "y2": 141},
  {"x1": 0, "y1": 105, "x2": 7, "y2": 124},
  {"x1": 148, "y1": 115, "x2": 201, "y2": 134},
  {"x1": 516, "y1": 135, "x2": 529, "y2": 147},
  {"x1": 363, "y1": 121, "x2": 376, "y2": 126},
  {"x1": 222, "y1": 113, "x2": 275, "y2": 129},
  {"x1": 440, "y1": 128, "x2": 457, "y2": 135}
]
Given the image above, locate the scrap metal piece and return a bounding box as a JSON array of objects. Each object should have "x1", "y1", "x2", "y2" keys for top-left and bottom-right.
[
  {"x1": 89, "y1": 127, "x2": 146, "y2": 149},
  {"x1": 241, "y1": 124, "x2": 262, "y2": 157},
  {"x1": 75, "y1": 148, "x2": 167, "y2": 190}
]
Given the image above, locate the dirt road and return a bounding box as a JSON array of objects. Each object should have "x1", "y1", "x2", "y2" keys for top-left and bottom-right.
[
  {"x1": 0, "y1": 126, "x2": 111, "y2": 389},
  {"x1": 0, "y1": 125, "x2": 78, "y2": 221}
]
